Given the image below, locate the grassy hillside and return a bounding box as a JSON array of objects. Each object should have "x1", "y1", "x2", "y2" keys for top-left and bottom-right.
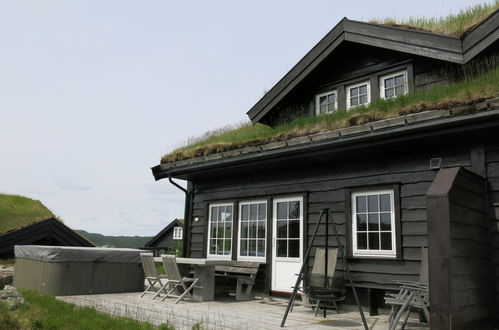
[
  {"x1": 0, "y1": 194, "x2": 54, "y2": 234},
  {"x1": 75, "y1": 230, "x2": 151, "y2": 249}
]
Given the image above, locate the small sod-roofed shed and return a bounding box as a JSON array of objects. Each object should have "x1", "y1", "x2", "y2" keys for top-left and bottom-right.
[
  {"x1": 153, "y1": 7, "x2": 499, "y2": 329},
  {"x1": 0, "y1": 194, "x2": 93, "y2": 258},
  {"x1": 143, "y1": 218, "x2": 184, "y2": 256}
]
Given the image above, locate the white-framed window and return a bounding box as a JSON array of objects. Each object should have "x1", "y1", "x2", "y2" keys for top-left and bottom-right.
[
  {"x1": 315, "y1": 90, "x2": 338, "y2": 115},
  {"x1": 273, "y1": 196, "x2": 303, "y2": 260},
  {"x1": 207, "y1": 203, "x2": 233, "y2": 259},
  {"x1": 352, "y1": 190, "x2": 396, "y2": 258},
  {"x1": 238, "y1": 200, "x2": 267, "y2": 261},
  {"x1": 173, "y1": 226, "x2": 183, "y2": 240},
  {"x1": 380, "y1": 71, "x2": 408, "y2": 99},
  {"x1": 347, "y1": 81, "x2": 370, "y2": 109}
]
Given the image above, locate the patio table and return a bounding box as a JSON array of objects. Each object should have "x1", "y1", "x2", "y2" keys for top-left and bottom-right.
[{"x1": 154, "y1": 257, "x2": 234, "y2": 301}]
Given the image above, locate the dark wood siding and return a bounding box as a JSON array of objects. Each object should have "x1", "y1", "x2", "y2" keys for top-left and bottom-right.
[
  {"x1": 427, "y1": 167, "x2": 493, "y2": 329},
  {"x1": 187, "y1": 140, "x2": 475, "y2": 291},
  {"x1": 486, "y1": 141, "x2": 499, "y2": 309}
]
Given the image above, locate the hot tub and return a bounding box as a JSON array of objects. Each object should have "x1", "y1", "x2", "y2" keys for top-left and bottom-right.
[{"x1": 14, "y1": 245, "x2": 147, "y2": 296}]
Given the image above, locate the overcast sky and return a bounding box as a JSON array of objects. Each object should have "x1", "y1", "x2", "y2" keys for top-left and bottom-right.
[{"x1": 0, "y1": 0, "x2": 491, "y2": 236}]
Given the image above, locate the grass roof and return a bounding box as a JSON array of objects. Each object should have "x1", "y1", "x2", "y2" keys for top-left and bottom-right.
[
  {"x1": 0, "y1": 194, "x2": 54, "y2": 234},
  {"x1": 369, "y1": 1, "x2": 499, "y2": 37},
  {"x1": 162, "y1": 61, "x2": 499, "y2": 164}
]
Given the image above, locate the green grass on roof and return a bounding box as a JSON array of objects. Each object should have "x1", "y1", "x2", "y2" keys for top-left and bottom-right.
[
  {"x1": 162, "y1": 61, "x2": 499, "y2": 164},
  {"x1": 369, "y1": 1, "x2": 499, "y2": 37},
  {"x1": 0, "y1": 194, "x2": 54, "y2": 234}
]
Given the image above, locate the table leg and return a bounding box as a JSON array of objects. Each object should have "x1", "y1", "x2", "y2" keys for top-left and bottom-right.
[{"x1": 192, "y1": 265, "x2": 214, "y2": 301}]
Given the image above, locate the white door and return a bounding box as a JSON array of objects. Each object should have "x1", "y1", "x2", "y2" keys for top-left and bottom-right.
[{"x1": 272, "y1": 196, "x2": 303, "y2": 293}]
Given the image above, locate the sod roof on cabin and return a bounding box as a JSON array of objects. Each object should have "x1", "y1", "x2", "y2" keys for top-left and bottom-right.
[
  {"x1": 0, "y1": 194, "x2": 55, "y2": 234},
  {"x1": 160, "y1": 3, "x2": 499, "y2": 165}
]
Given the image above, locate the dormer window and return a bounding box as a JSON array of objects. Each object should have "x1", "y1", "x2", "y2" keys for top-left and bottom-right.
[
  {"x1": 380, "y1": 71, "x2": 408, "y2": 99},
  {"x1": 347, "y1": 81, "x2": 370, "y2": 109},
  {"x1": 315, "y1": 90, "x2": 338, "y2": 115}
]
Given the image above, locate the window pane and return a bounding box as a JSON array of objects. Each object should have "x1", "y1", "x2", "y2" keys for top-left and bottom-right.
[
  {"x1": 380, "y1": 194, "x2": 391, "y2": 212},
  {"x1": 257, "y1": 221, "x2": 265, "y2": 238},
  {"x1": 249, "y1": 204, "x2": 257, "y2": 220},
  {"x1": 395, "y1": 75, "x2": 405, "y2": 86},
  {"x1": 241, "y1": 205, "x2": 249, "y2": 221},
  {"x1": 210, "y1": 222, "x2": 217, "y2": 239},
  {"x1": 258, "y1": 203, "x2": 266, "y2": 220},
  {"x1": 218, "y1": 207, "x2": 224, "y2": 222},
  {"x1": 277, "y1": 240, "x2": 287, "y2": 257},
  {"x1": 328, "y1": 94, "x2": 335, "y2": 103},
  {"x1": 351, "y1": 97, "x2": 358, "y2": 106},
  {"x1": 356, "y1": 196, "x2": 367, "y2": 213},
  {"x1": 327, "y1": 103, "x2": 336, "y2": 112},
  {"x1": 249, "y1": 221, "x2": 257, "y2": 239},
  {"x1": 368, "y1": 195, "x2": 379, "y2": 212},
  {"x1": 357, "y1": 233, "x2": 367, "y2": 249},
  {"x1": 217, "y1": 239, "x2": 224, "y2": 254},
  {"x1": 277, "y1": 220, "x2": 287, "y2": 238},
  {"x1": 226, "y1": 206, "x2": 233, "y2": 221},
  {"x1": 359, "y1": 95, "x2": 368, "y2": 104},
  {"x1": 385, "y1": 88, "x2": 395, "y2": 98},
  {"x1": 240, "y1": 239, "x2": 248, "y2": 256},
  {"x1": 395, "y1": 86, "x2": 405, "y2": 95},
  {"x1": 209, "y1": 239, "x2": 217, "y2": 254},
  {"x1": 217, "y1": 225, "x2": 224, "y2": 240},
  {"x1": 381, "y1": 233, "x2": 392, "y2": 250},
  {"x1": 288, "y1": 220, "x2": 300, "y2": 238},
  {"x1": 240, "y1": 222, "x2": 248, "y2": 239},
  {"x1": 357, "y1": 214, "x2": 367, "y2": 231},
  {"x1": 212, "y1": 207, "x2": 218, "y2": 221},
  {"x1": 359, "y1": 85, "x2": 367, "y2": 94},
  {"x1": 248, "y1": 240, "x2": 257, "y2": 257},
  {"x1": 368, "y1": 233, "x2": 380, "y2": 250},
  {"x1": 368, "y1": 214, "x2": 379, "y2": 231},
  {"x1": 257, "y1": 240, "x2": 265, "y2": 257},
  {"x1": 380, "y1": 213, "x2": 391, "y2": 230},
  {"x1": 351, "y1": 87, "x2": 359, "y2": 97},
  {"x1": 289, "y1": 240, "x2": 300, "y2": 258},
  {"x1": 224, "y1": 239, "x2": 231, "y2": 255},
  {"x1": 289, "y1": 201, "x2": 300, "y2": 219},
  {"x1": 277, "y1": 202, "x2": 287, "y2": 220},
  {"x1": 385, "y1": 77, "x2": 394, "y2": 88},
  {"x1": 320, "y1": 96, "x2": 327, "y2": 106}
]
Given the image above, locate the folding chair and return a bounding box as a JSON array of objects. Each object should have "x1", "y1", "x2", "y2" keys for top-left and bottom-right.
[
  {"x1": 385, "y1": 247, "x2": 429, "y2": 329},
  {"x1": 160, "y1": 254, "x2": 199, "y2": 304},
  {"x1": 139, "y1": 252, "x2": 169, "y2": 299}
]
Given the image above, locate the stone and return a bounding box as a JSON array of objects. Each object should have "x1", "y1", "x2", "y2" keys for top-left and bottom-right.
[
  {"x1": 260, "y1": 141, "x2": 287, "y2": 151},
  {"x1": 310, "y1": 130, "x2": 340, "y2": 142},
  {"x1": 0, "y1": 285, "x2": 24, "y2": 311},
  {"x1": 286, "y1": 136, "x2": 311, "y2": 146}
]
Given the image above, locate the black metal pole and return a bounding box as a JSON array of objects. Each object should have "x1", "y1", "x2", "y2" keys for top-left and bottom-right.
[
  {"x1": 329, "y1": 212, "x2": 369, "y2": 330},
  {"x1": 280, "y1": 209, "x2": 327, "y2": 327}
]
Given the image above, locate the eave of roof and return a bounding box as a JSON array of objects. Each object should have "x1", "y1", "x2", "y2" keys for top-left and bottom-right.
[
  {"x1": 152, "y1": 97, "x2": 499, "y2": 181},
  {"x1": 246, "y1": 11, "x2": 499, "y2": 124}
]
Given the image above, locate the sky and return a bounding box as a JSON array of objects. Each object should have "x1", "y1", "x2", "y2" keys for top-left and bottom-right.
[{"x1": 0, "y1": 0, "x2": 491, "y2": 236}]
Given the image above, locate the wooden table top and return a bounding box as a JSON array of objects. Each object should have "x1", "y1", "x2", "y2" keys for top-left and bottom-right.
[{"x1": 153, "y1": 257, "x2": 235, "y2": 266}]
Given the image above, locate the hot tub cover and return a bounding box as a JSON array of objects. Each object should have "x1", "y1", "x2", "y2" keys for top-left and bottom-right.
[{"x1": 14, "y1": 245, "x2": 148, "y2": 263}]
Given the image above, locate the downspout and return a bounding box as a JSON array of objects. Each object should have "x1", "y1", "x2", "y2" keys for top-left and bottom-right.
[{"x1": 168, "y1": 174, "x2": 192, "y2": 258}]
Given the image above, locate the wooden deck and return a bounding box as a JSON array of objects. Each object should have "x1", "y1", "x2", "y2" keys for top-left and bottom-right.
[{"x1": 57, "y1": 292, "x2": 429, "y2": 329}]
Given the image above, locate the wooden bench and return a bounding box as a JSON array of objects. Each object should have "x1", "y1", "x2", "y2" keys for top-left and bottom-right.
[{"x1": 215, "y1": 261, "x2": 261, "y2": 301}]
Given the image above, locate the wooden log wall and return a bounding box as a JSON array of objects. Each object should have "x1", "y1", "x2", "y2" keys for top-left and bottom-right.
[{"x1": 427, "y1": 167, "x2": 493, "y2": 329}]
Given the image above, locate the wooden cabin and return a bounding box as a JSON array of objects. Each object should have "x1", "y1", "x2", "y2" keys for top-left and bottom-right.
[
  {"x1": 0, "y1": 217, "x2": 94, "y2": 258},
  {"x1": 152, "y1": 10, "x2": 499, "y2": 329},
  {"x1": 143, "y1": 218, "x2": 184, "y2": 256}
]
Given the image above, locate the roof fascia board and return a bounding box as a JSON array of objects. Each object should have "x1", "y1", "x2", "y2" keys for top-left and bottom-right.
[
  {"x1": 463, "y1": 28, "x2": 499, "y2": 63},
  {"x1": 155, "y1": 110, "x2": 499, "y2": 180},
  {"x1": 462, "y1": 9, "x2": 499, "y2": 53},
  {"x1": 344, "y1": 32, "x2": 463, "y2": 63},
  {"x1": 247, "y1": 20, "x2": 346, "y2": 123}
]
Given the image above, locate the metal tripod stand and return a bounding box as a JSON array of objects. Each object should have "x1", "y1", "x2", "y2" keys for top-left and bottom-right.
[{"x1": 280, "y1": 208, "x2": 368, "y2": 329}]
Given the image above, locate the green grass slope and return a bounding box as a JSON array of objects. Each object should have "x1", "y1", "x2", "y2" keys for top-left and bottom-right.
[
  {"x1": 75, "y1": 230, "x2": 152, "y2": 249},
  {"x1": 0, "y1": 194, "x2": 54, "y2": 234}
]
